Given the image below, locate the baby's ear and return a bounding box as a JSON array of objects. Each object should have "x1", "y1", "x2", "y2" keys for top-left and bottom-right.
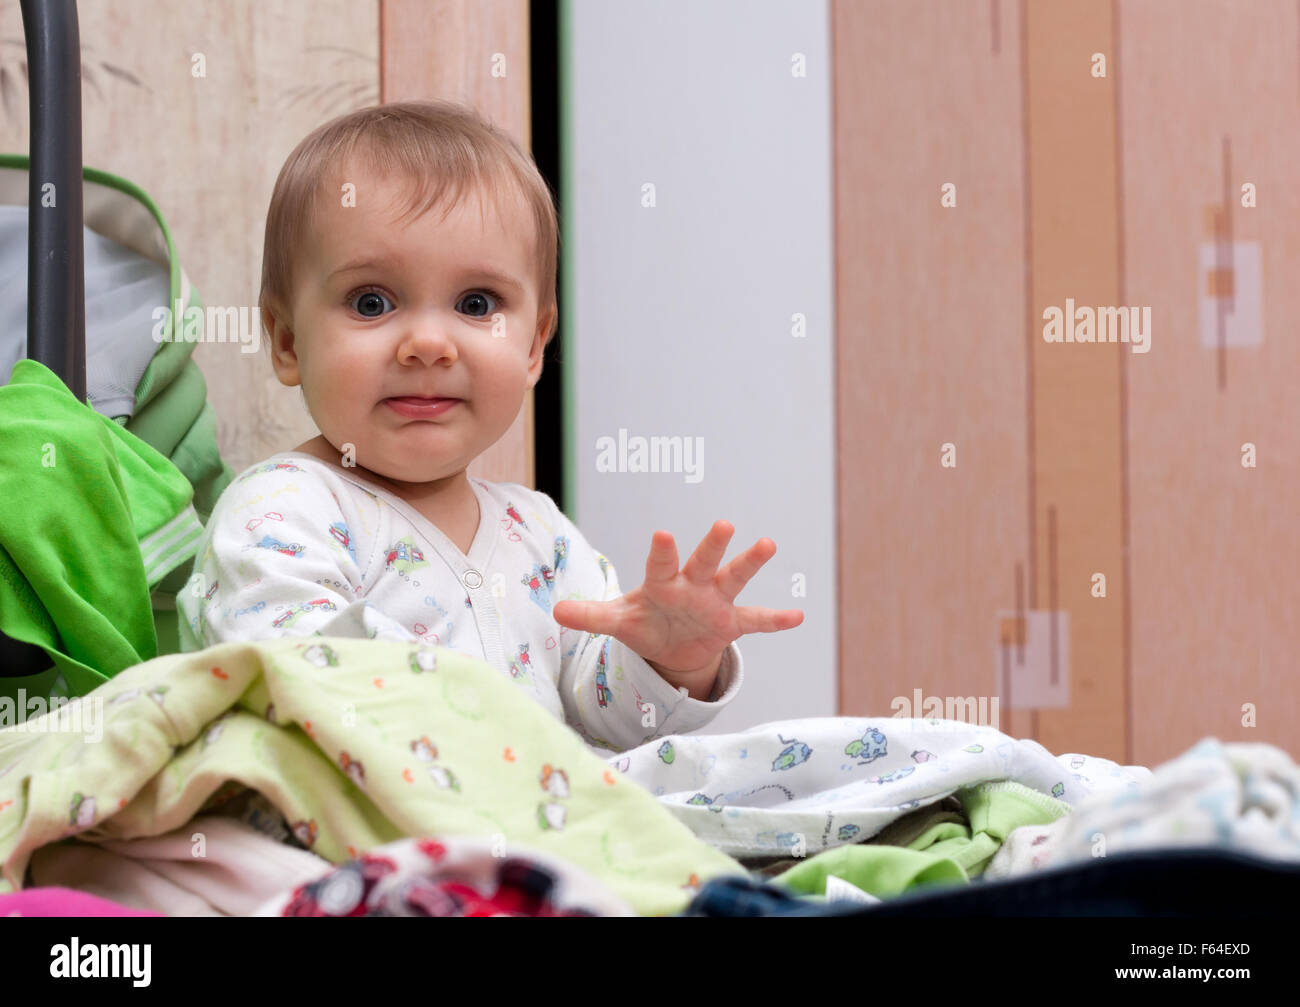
[
  {"x1": 526, "y1": 305, "x2": 557, "y2": 387},
  {"x1": 264, "y1": 304, "x2": 301, "y2": 386}
]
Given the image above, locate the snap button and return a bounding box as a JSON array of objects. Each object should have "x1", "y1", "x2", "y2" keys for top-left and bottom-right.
[{"x1": 463, "y1": 569, "x2": 483, "y2": 590}]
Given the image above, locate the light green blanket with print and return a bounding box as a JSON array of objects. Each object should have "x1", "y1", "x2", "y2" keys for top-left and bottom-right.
[{"x1": 0, "y1": 637, "x2": 745, "y2": 915}]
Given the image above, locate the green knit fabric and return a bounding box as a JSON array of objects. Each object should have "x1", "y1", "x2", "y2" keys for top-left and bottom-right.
[
  {"x1": 0, "y1": 154, "x2": 235, "y2": 524},
  {"x1": 774, "y1": 781, "x2": 1071, "y2": 901},
  {"x1": 120, "y1": 358, "x2": 232, "y2": 523},
  {"x1": 0, "y1": 359, "x2": 203, "y2": 698}
]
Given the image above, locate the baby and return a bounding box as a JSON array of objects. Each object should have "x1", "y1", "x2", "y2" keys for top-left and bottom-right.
[{"x1": 179, "y1": 100, "x2": 803, "y2": 753}]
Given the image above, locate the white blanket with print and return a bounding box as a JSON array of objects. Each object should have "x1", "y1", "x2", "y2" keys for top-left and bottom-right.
[{"x1": 606, "y1": 716, "x2": 1150, "y2": 859}]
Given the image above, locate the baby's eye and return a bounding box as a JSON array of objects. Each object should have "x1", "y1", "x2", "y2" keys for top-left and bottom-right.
[
  {"x1": 457, "y1": 290, "x2": 501, "y2": 318},
  {"x1": 350, "y1": 289, "x2": 394, "y2": 318}
]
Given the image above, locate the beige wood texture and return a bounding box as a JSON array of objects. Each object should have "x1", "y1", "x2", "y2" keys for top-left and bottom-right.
[
  {"x1": 1118, "y1": 0, "x2": 1300, "y2": 766},
  {"x1": 0, "y1": 0, "x2": 380, "y2": 475},
  {"x1": 1024, "y1": 0, "x2": 1127, "y2": 762},
  {"x1": 834, "y1": 0, "x2": 1299, "y2": 766},
  {"x1": 381, "y1": 0, "x2": 535, "y2": 488},
  {"x1": 833, "y1": 0, "x2": 1035, "y2": 745}
]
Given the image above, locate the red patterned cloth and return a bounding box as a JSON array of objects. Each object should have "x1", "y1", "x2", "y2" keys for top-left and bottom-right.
[{"x1": 263, "y1": 836, "x2": 635, "y2": 917}]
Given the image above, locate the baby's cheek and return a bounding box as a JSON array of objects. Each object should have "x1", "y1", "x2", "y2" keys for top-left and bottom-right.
[{"x1": 478, "y1": 349, "x2": 534, "y2": 398}]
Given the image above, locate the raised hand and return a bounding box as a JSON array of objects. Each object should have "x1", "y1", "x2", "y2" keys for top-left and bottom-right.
[{"x1": 551, "y1": 520, "x2": 804, "y2": 695}]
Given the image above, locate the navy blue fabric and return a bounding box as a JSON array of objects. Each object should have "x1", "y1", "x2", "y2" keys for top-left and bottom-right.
[
  {"x1": 680, "y1": 875, "x2": 865, "y2": 917},
  {"x1": 863, "y1": 848, "x2": 1300, "y2": 917},
  {"x1": 679, "y1": 848, "x2": 1300, "y2": 917}
]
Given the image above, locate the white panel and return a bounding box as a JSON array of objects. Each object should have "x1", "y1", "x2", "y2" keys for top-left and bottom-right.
[{"x1": 566, "y1": 0, "x2": 835, "y2": 731}]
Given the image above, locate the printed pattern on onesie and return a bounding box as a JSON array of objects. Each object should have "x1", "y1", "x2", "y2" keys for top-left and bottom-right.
[{"x1": 177, "y1": 453, "x2": 744, "y2": 751}]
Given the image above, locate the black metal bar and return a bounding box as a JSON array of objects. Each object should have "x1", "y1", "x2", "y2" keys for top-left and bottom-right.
[
  {"x1": 2, "y1": 0, "x2": 83, "y2": 678},
  {"x1": 21, "y1": 0, "x2": 84, "y2": 400}
]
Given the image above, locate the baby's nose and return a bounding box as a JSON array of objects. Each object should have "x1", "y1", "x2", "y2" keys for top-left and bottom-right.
[{"x1": 399, "y1": 320, "x2": 458, "y2": 363}]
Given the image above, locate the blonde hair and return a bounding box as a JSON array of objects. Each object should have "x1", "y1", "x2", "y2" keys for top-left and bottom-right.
[{"x1": 259, "y1": 99, "x2": 559, "y2": 345}]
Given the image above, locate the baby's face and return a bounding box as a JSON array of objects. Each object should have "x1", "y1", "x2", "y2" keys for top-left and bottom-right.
[{"x1": 269, "y1": 163, "x2": 549, "y2": 485}]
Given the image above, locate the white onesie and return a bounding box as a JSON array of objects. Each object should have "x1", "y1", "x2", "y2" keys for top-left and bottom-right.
[{"x1": 177, "y1": 452, "x2": 743, "y2": 752}]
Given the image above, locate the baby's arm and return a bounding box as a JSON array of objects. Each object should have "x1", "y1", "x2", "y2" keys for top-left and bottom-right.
[
  {"x1": 543, "y1": 498, "x2": 743, "y2": 751},
  {"x1": 178, "y1": 464, "x2": 416, "y2": 648}
]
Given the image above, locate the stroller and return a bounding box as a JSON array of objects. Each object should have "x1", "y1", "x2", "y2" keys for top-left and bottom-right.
[{"x1": 0, "y1": 0, "x2": 231, "y2": 703}]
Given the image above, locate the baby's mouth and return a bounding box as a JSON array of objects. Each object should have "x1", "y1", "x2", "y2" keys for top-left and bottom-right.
[{"x1": 384, "y1": 396, "x2": 462, "y2": 419}]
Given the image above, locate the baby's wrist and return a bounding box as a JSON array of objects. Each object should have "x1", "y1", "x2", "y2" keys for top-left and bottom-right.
[{"x1": 646, "y1": 651, "x2": 724, "y2": 701}]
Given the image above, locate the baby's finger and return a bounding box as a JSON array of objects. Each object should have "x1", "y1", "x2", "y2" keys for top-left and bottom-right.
[
  {"x1": 715, "y1": 538, "x2": 777, "y2": 602},
  {"x1": 681, "y1": 520, "x2": 735, "y2": 586},
  {"x1": 736, "y1": 606, "x2": 805, "y2": 634},
  {"x1": 644, "y1": 530, "x2": 679, "y2": 584},
  {"x1": 552, "y1": 599, "x2": 621, "y2": 636}
]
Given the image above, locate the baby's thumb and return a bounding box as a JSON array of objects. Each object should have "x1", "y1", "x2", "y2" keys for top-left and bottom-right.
[
  {"x1": 552, "y1": 600, "x2": 583, "y2": 627},
  {"x1": 553, "y1": 599, "x2": 614, "y2": 636}
]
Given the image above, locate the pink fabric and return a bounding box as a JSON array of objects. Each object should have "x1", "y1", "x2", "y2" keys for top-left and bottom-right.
[{"x1": 0, "y1": 886, "x2": 163, "y2": 917}]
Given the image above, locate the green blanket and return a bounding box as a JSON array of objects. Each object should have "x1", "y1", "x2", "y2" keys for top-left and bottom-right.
[
  {"x1": 773, "y1": 781, "x2": 1072, "y2": 901},
  {"x1": 0, "y1": 637, "x2": 745, "y2": 915}
]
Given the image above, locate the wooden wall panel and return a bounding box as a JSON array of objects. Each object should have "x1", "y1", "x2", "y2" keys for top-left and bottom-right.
[
  {"x1": 835, "y1": 0, "x2": 1300, "y2": 767},
  {"x1": 833, "y1": 0, "x2": 1036, "y2": 745},
  {"x1": 1119, "y1": 0, "x2": 1300, "y2": 765},
  {"x1": 1024, "y1": 0, "x2": 1127, "y2": 762}
]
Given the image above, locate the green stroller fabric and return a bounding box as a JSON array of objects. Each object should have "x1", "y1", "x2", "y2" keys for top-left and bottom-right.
[
  {"x1": 0, "y1": 359, "x2": 204, "y2": 698},
  {"x1": 0, "y1": 155, "x2": 234, "y2": 684},
  {"x1": 0, "y1": 154, "x2": 233, "y2": 523}
]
